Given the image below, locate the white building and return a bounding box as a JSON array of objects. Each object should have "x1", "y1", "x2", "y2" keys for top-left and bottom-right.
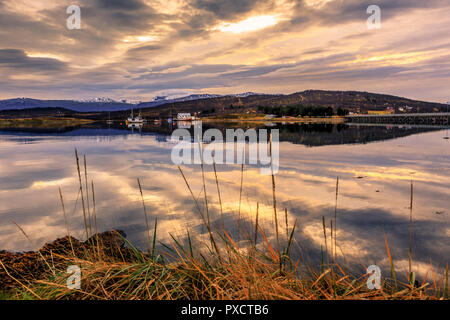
[{"x1": 177, "y1": 113, "x2": 192, "y2": 121}]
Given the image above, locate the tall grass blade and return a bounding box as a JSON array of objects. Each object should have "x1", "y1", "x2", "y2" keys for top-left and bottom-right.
[
  {"x1": 137, "y1": 178, "x2": 152, "y2": 254},
  {"x1": 58, "y1": 187, "x2": 74, "y2": 256},
  {"x1": 322, "y1": 216, "x2": 329, "y2": 268},
  {"x1": 334, "y1": 177, "x2": 339, "y2": 262},
  {"x1": 384, "y1": 233, "x2": 397, "y2": 290},
  {"x1": 152, "y1": 217, "x2": 158, "y2": 260},
  {"x1": 238, "y1": 162, "x2": 244, "y2": 242},
  {"x1": 409, "y1": 179, "x2": 414, "y2": 278},
  {"x1": 254, "y1": 202, "x2": 259, "y2": 247},
  {"x1": 269, "y1": 133, "x2": 280, "y2": 258},
  {"x1": 75, "y1": 148, "x2": 89, "y2": 241},
  {"x1": 284, "y1": 208, "x2": 289, "y2": 244},
  {"x1": 91, "y1": 180, "x2": 99, "y2": 258},
  {"x1": 84, "y1": 155, "x2": 92, "y2": 236},
  {"x1": 212, "y1": 160, "x2": 224, "y2": 228}
]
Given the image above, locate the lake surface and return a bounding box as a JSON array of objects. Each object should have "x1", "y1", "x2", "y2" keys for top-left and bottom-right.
[{"x1": 0, "y1": 122, "x2": 448, "y2": 281}]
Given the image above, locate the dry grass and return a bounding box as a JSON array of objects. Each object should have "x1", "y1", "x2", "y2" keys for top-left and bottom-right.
[{"x1": 2, "y1": 227, "x2": 442, "y2": 300}]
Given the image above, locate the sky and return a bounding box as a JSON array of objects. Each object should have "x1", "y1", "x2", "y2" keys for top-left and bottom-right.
[{"x1": 0, "y1": 0, "x2": 449, "y2": 102}]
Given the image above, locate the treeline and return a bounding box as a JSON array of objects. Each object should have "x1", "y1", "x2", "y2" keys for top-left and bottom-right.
[{"x1": 257, "y1": 104, "x2": 349, "y2": 117}]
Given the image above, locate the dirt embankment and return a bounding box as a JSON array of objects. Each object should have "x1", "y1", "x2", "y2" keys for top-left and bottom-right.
[{"x1": 0, "y1": 230, "x2": 132, "y2": 290}]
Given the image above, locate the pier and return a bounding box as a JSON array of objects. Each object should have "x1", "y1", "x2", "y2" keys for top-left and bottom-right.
[{"x1": 345, "y1": 113, "x2": 450, "y2": 125}]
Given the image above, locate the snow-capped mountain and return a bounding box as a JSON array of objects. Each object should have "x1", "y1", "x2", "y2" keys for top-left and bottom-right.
[
  {"x1": 77, "y1": 97, "x2": 118, "y2": 103},
  {"x1": 230, "y1": 92, "x2": 261, "y2": 97}
]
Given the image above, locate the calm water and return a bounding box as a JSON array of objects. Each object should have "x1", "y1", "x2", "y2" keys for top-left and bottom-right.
[{"x1": 0, "y1": 123, "x2": 448, "y2": 280}]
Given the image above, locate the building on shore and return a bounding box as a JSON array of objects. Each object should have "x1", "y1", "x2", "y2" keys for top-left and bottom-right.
[
  {"x1": 177, "y1": 113, "x2": 197, "y2": 121},
  {"x1": 367, "y1": 109, "x2": 395, "y2": 115}
]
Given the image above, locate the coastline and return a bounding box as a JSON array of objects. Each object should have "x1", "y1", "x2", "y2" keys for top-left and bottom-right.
[
  {"x1": 0, "y1": 117, "x2": 94, "y2": 128},
  {"x1": 201, "y1": 116, "x2": 345, "y2": 124}
]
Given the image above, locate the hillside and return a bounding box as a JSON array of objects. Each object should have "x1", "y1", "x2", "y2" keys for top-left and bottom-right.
[
  {"x1": 0, "y1": 91, "x2": 448, "y2": 119},
  {"x1": 137, "y1": 90, "x2": 448, "y2": 117}
]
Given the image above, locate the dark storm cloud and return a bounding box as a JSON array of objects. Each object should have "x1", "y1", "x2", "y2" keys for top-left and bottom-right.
[
  {"x1": 0, "y1": 49, "x2": 67, "y2": 72},
  {"x1": 94, "y1": 0, "x2": 148, "y2": 10},
  {"x1": 190, "y1": 0, "x2": 273, "y2": 19},
  {"x1": 289, "y1": 0, "x2": 450, "y2": 27}
]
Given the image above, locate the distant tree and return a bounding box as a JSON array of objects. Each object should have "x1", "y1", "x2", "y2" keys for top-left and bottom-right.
[{"x1": 337, "y1": 107, "x2": 350, "y2": 116}]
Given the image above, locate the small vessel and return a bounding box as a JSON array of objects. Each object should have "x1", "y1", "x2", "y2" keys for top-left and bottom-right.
[
  {"x1": 127, "y1": 108, "x2": 145, "y2": 124},
  {"x1": 444, "y1": 106, "x2": 449, "y2": 139},
  {"x1": 128, "y1": 123, "x2": 143, "y2": 133},
  {"x1": 106, "y1": 112, "x2": 114, "y2": 124}
]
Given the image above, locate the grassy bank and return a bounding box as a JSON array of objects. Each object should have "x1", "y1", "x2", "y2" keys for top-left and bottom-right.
[
  {"x1": 0, "y1": 151, "x2": 448, "y2": 300},
  {"x1": 1, "y1": 227, "x2": 446, "y2": 300},
  {"x1": 0, "y1": 117, "x2": 94, "y2": 128}
]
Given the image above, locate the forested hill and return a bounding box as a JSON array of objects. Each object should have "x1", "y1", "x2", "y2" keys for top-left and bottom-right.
[{"x1": 132, "y1": 90, "x2": 449, "y2": 117}]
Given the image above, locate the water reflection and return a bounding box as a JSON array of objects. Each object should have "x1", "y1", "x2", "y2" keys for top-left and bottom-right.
[{"x1": 0, "y1": 123, "x2": 448, "y2": 282}]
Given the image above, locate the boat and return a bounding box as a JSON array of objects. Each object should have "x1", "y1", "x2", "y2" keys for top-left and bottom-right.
[
  {"x1": 127, "y1": 108, "x2": 145, "y2": 124},
  {"x1": 106, "y1": 112, "x2": 114, "y2": 124}
]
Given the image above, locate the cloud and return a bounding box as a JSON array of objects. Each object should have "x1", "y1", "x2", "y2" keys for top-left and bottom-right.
[
  {"x1": 0, "y1": 49, "x2": 67, "y2": 73},
  {"x1": 0, "y1": 0, "x2": 449, "y2": 101},
  {"x1": 189, "y1": 0, "x2": 274, "y2": 19}
]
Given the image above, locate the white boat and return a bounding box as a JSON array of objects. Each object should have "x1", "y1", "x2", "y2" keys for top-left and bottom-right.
[
  {"x1": 106, "y1": 112, "x2": 114, "y2": 124},
  {"x1": 127, "y1": 108, "x2": 145, "y2": 124}
]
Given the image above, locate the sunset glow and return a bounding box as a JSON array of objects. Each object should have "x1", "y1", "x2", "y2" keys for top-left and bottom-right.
[{"x1": 214, "y1": 15, "x2": 280, "y2": 33}]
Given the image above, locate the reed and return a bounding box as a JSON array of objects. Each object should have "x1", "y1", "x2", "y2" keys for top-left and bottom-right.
[
  {"x1": 91, "y1": 180, "x2": 100, "y2": 258},
  {"x1": 83, "y1": 155, "x2": 92, "y2": 237},
  {"x1": 74, "y1": 149, "x2": 89, "y2": 241},
  {"x1": 137, "y1": 178, "x2": 152, "y2": 255},
  {"x1": 197, "y1": 138, "x2": 210, "y2": 229},
  {"x1": 384, "y1": 233, "x2": 398, "y2": 290},
  {"x1": 58, "y1": 187, "x2": 75, "y2": 256},
  {"x1": 334, "y1": 177, "x2": 339, "y2": 262},
  {"x1": 254, "y1": 202, "x2": 259, "y2": 247},
  {"x1": 284, "y1": 208, "x2": 289, "y2": 244},
  {"x1": 212, "y1": 160, "x2": 224, "y2": 228},
  {"x1": 269, "y1": 133, "x2": 280, "y2": 259},
  {"x1": 238, "y1": 163, "x2": 244, "y2": 243},
  {"x1": 322, "y1": 216, "x2": 329, "y2": 269},
  {"x1": 409, "y1": 179, "x2": 414, "y2": 283}
]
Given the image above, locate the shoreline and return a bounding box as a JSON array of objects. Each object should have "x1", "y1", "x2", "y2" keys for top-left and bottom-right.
[
  {"x1": 0, "y1": 117, "x2": 94, "y2": 128},
  {"x1": 201, "y1": 116, "x2": 345, "y2": 124}
]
